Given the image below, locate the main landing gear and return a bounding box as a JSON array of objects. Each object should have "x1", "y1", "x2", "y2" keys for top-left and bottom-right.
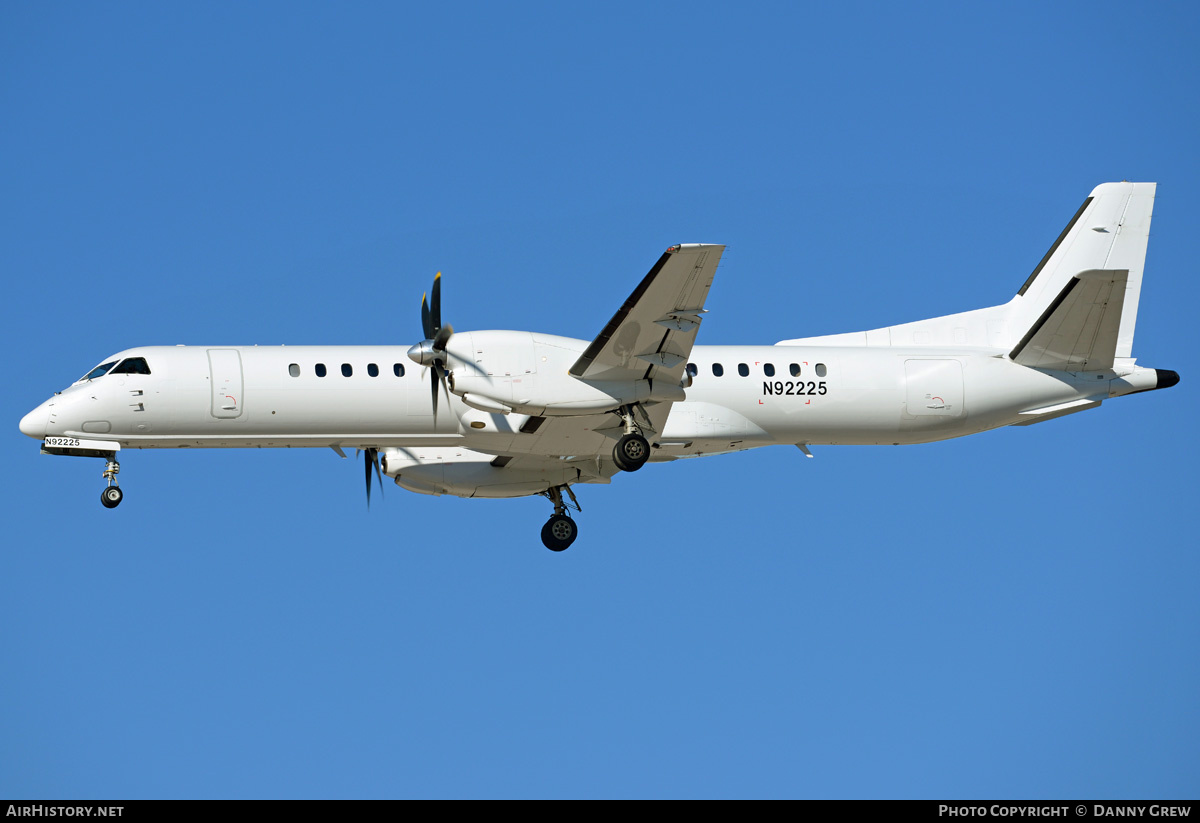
[
  {"x1": 540, "y1": 484, "x2": 581, "y2": 552},
  {"x1": 100, "y1": 458, "x2": 123, "y2": 509},
  {"x1": 612, "y1": 404, "x2": 651, "y2": 472},
  {"x1": 535, "y1": 405, "x2": 653, "y2": 551}
]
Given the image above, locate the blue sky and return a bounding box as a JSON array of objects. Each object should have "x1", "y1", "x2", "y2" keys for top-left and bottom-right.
[{"x1": 2, "y1": 1, "x2": 1197, "y2": 799}]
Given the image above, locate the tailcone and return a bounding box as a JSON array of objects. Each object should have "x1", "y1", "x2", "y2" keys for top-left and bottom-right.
[{"x1": 1155, "y1": 369, "x2": 1180, "y2": 390}]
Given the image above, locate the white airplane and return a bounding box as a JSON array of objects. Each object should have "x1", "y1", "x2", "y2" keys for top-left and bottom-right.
[{"x1": 19, "y1": 182, "x2": 1178, "y2": 551}]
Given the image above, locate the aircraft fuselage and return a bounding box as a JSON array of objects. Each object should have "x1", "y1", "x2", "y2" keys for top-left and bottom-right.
[{"x1": 20, "y1": 337, "x2": 1164, "y2": 456}]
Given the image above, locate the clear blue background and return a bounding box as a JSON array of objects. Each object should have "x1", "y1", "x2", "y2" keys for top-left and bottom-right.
[{"x1": 2, "y1": 1, "x2": 1196, "y2": 799}]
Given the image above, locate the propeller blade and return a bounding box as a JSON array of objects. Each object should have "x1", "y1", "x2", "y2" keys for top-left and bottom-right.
[
  {"x1": 417, "y1": 271, "x2": 451, "y2": 423},
  {"x1": 430, "y1": 271, "x2": 442, "y2": 333},
  {"x1": 421, "y1": 292, "x2": 434, "y2": 340},
  {"x1": 362, "y1": 447, "x2": 384, "y2": 508},
  {"x1": 432, "y1": 323, "x2": 453, "y2": 352},
  {"x1": 430, "y1": 361, "x2": 440, "y2": 421},
  {"x1": 364, "y1": 447, "x2": 373, "y2": 505}
]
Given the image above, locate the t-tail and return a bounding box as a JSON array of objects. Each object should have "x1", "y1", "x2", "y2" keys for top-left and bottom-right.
[
  {"x1": 777, "y1": 181, "x2": 1178, "y2": 395},
  {"x1": 1004, "y1": 181, "x2": 1177, "y2": 394}
]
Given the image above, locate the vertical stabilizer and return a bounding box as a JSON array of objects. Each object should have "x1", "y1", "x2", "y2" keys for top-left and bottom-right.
[{"x1": 1009, "y1": 182, "x2": 1155, "y2": 360}]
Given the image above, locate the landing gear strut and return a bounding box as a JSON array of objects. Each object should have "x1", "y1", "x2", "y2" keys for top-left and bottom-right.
[
  {"x1": 100, "y1": 458, "x2": 123, "y2": 509},
  {"x1": 540, "y1": 484, "x2": 580, "y2": 551},
  {"x1": 612, "y1": 405, "x2": 651, "y2": 472}
]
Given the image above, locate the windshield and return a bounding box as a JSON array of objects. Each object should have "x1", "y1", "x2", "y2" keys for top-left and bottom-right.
[
  {"x1": 79, "y1": 360, "x2": 118, "y2": 382},
  {"x1": 110, "y1": 357, "x2": 151, "y2": 375}
]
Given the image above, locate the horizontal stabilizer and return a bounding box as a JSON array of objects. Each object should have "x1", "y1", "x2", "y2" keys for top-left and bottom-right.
[{"x1": 1009, "y1": 269, "x2": 1128, "y2": 371}]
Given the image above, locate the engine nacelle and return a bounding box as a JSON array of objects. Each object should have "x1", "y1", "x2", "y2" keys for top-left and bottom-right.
[
  {"x1": 381, "y1": 446, "x2": 584, "y2": 499},
  {"x1": 450, "y1": 372, "x2": 684, "y2": 416},
  {"x1": 445, "y1": 329, "x2": 688, "y2": 417},
  {"x1": 459, "y1": 392, "x2": 513, "y2": 414}
]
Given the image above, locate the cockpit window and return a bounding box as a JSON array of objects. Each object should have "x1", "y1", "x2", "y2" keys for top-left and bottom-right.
[
  {"x1": 110, "y1": 357, "x2": 151, "y2": 375},
  {"x1": 81, "y1": 361, "x2": 118, "y2": 381}
]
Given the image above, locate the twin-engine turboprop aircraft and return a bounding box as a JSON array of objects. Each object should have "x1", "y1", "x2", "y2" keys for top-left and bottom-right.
[{"x1": 19, "y1": 182, "x2": 1178, "y2": 550}]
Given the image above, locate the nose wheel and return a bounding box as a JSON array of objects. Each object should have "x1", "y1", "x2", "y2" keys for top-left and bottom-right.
[
  {"x1": 100, "y1": 458, "x2": 123, "y2": 508},
  {"x1": 541, "y1": 514, "x2": 577, "y2": 552},
  {"x1": 540, "y1": 484, "x2": 581, "y2": 551}
]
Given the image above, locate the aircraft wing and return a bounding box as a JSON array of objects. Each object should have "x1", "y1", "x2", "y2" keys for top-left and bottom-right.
[{"x1": 569, "y1": 244, "x2": 725, "y2": 382}]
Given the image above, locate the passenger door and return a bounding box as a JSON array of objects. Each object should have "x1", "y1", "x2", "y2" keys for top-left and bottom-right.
[{"x1": 207, "y1": 349, "x2": 243, "y2": 419}]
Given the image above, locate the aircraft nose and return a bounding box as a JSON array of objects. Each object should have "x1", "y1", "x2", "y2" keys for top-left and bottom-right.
[{"x1": 19, "y1": 405, "x2": 48, "y2": 439}]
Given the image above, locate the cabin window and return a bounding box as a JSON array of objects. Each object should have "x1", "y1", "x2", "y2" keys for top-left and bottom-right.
[
  {"x1": 790, "y1": 363, "x2": 801, "y2": 377},
  {"x1": 315, "y1": 363, "x2": 327, "y2": 377},
  {"x1": 686, "y1": 363, "x2": 698, "y2": 378},
  {"x1": 367, "y1": 363, "x2": 379, "y2": 377},
  {"x1": 110, "y1": 357, "x2": 151, "y2": 375},
  {"x1": 288, "y1": 363, "x2": 300, "y2": 377},
  {"x1": 815, "y1": 363, "x2": 827, "y2": 377},
  {"x1": 341, "y1": 363, "x2": 353, "y2": 377},
  {"x1": 394, "y1": 363, "x2": 405, "y2": 377},
  {"x1": 763, "y1": 363, "x2": 775, "y2": 377},
  {"x1": 712, "y1": 363, "x2": 724, "y2": 377},
  {"x1": 737, "y1": 363, "x2": 749, "y2": 377}
]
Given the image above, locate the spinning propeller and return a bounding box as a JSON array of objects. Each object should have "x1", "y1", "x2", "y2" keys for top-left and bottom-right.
[
  {"x1": 355, "y1": 272, "x2": 455, "y2": 508},
  {"x1": 407, "y1": 271, "x2": 454, "y2": 421},
  {"x1": 360, "y1": 447, "x2": 384, "y2": 507}
]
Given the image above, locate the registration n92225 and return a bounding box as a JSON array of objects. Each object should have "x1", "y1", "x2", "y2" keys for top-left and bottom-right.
[
  {"x1": 41, "y1": 437, "x2": 121, "y2": 458},
  {"x1": 44, "y1": 437, "x2": 81, "y2": 448}
]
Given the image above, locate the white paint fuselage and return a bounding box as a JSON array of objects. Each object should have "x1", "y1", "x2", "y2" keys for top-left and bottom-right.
[{"x1": 20, "y1": 335, "x2": 1156, "y2": 455}]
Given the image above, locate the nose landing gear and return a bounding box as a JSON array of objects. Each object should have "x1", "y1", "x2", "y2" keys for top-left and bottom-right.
[
  {"x1": 540, "y1": 484, "x2": 580, "y2": 551},
  {"x1": 100, "y1": 458, "x2": 123, "y2": 509}
]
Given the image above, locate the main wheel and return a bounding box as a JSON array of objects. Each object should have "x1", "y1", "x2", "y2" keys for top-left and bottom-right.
[
  {"x1": 613, "y1": 433, "x2": 650, "y2": 472},
  {"x1": 100, "y1": 486, "x2": 123, "y2": 509},
  {"x1": 541, "y1": 514, "x2": 578, "y2": 552}
]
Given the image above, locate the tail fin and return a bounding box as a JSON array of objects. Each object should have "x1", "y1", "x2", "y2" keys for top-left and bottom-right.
[{"x1": 1008, "y1": 182, "x2": 1156, "y2": 365}]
